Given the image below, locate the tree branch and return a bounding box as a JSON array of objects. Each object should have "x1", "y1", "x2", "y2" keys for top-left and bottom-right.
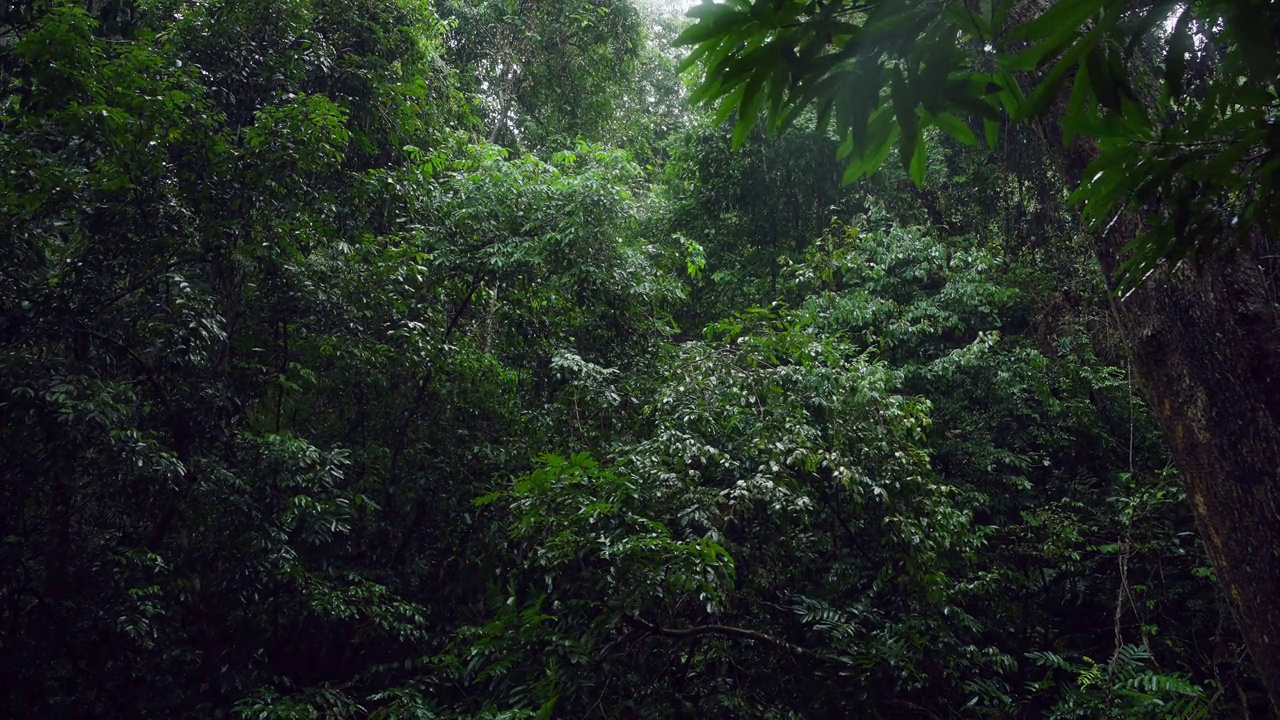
[{"x1": 625, "y1": 615, "x2": 845, "y2": 666}]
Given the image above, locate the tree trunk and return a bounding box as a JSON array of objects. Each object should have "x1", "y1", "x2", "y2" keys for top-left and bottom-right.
[
  {"x1": 1010, "y1": 0, "x2": 1280, "y2": 707},
  {"x1": 1097, "y1": 213, "x2": 1280, "y2": 715}
]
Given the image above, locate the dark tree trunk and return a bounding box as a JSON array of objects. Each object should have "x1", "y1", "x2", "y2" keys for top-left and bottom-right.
[
  {"x1": 1096, "y1": 211, "x2": 1280, "y2": 716},
  {"x1": 1008, "y1": 0, "x2": 1280, "y2": 708}
]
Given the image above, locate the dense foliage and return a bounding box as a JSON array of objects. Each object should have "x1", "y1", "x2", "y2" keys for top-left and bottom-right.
[
  {"x1": 676, "y1": 0, "x2": 1280, "y2": 284},
  {"x1": 1, "y1": 0, "x2": 1272, "y2": 717}
]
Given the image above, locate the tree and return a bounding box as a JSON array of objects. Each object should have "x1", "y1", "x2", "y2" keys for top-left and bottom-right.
[
  {"x1": 437, "y1": 0, "x2": 643, "y2": 147},
  {"x1": 663, "y1": 121, "x2": 848, "y2": 322},
  {"x1": 464, "y1": 215, "x2": 1228, "y2": 717},
  {"x1": 0, "y1": 0, "x2": 675, "y2": 715},
  {"x1": 676, "y1": 0, "x2": 1280, "y2": 711}
]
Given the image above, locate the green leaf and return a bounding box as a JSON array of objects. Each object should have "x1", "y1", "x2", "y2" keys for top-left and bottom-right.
[
  {"x1": 908, "y1": 135, "x2": 928, "y2": 186},
  {"x1": 837, "y1": 131, "x2": 854, "y2": 160},
  {"x1": 1086, "y1": 45, "x2": 1121, "y2": 113},
  {"x1": 1062, "y1": 62, "x2": 1092, "y2": 145},
  {"x1": 731, "y1": 75, "x2": 767, "y2": 148},
  {"x1": 890, "y1": 69, "x2": 918, "y2": 159},
  {"x1": 535, "y1": 696, "x2": 559, "y2": 720},
  {"x1": 473, "y1": 491, "x2": 504, "y2": 507},
  {"x1": 1004, "y1": 0, "x2": 1102, "y2": 43},
  {"x1": 946, "y1": 4, "x2": 990, "y2": 38},
  {"x1": 1016, "y1": 24, "x2": 1102, "y2": 121},
  {"x1": 843, "y1": 112, "x2": 898, "y2": 183},
  {"x1": 930, "y1": 112, "x2": 977, "y2": 146},
  {"x1": 990, "y1": 0, "x2": 1015, "y2": 34},
  {"x1": 984, "y1": 117, "x2": 1001, "y2": 149},
  {"x1": 836, "y1": 63, "x2": 884, "y2": 149}
]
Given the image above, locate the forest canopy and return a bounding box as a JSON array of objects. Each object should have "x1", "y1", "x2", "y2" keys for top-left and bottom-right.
[{"x1": 1, "y1": 0, "x2": 1277, "y2": 718}]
